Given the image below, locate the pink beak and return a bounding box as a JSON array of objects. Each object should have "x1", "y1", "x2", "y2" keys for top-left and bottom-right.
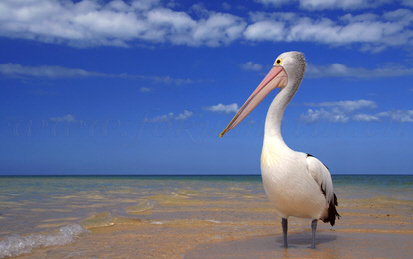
[{"x1": 220, "y1": 66, "x2": 288, "y2": 137}]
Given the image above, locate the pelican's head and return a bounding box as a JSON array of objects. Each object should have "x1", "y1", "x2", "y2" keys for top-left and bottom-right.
[{"x1": 220, "y1": 51, "x2": 306, "y2": 137}]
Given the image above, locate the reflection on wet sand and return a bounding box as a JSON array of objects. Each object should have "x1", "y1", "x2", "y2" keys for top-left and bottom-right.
[{"x1": 186, "y1": 230, "x2": 413, "y2": 259}]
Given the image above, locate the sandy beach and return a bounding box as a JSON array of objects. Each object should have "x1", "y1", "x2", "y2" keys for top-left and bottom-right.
[
  {"x1": 9, "y1": 176, "x2": 412, "y2": 259},
  {"x1": 15, "y1": 214, "x2": 413, "y2": 259}
]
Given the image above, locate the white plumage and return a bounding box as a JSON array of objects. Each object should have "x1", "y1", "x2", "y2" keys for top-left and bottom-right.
[{"x1": 221, "y1": 51, "x2": 340, "y2": 248}]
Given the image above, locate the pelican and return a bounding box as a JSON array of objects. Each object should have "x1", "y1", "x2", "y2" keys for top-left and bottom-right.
[{"x1": 220, "y1": 51, "x2": 340, "y2": 248}]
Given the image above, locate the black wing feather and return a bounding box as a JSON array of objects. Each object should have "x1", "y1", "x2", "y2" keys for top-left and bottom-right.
[{"x1": 307, "y1": 154, "x2": 340, "y2": 226}]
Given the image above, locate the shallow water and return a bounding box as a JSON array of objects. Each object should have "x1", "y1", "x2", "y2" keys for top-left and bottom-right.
[{"x1": 0, "y1": 175, "x2": 412, "y2": 258}]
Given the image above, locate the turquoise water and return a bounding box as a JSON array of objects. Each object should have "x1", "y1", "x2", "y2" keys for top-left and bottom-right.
[
  {"x1": 333, "y1": 174, "x2": 413, "y2": 200},
  {"x1": 0, "y1": 174, "x2": 412, "y2": 257}
]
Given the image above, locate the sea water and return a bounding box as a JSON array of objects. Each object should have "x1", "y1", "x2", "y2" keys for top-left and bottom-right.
[{"x1": 0, "y1": 175, "x2": 412, "y2": 258}]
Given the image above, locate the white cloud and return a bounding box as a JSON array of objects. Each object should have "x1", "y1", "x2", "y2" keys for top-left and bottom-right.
[
  {"x1": 352, "y1": 113, "x2": 380, "y2": 122},
  {"x1": 377, "y1": 109, "x2": 413, "y2": 122},
  {"x1": 144, "y1": 110, "x2": 193, "y2": 122},
  {"x1": 191, "y1": 12, "x2": 247, "y2": 47},
  {"x1": 204, "y1": 103, "x2": 239, "y2": 114},
  {"x1": 299, "y1": 0, "x2": 393, "y2": 10},
  {"x1": 0, "y1": 63, "x2": 104, "y2": 78},
  {"x1": 401, "y1": 0, "x2": 413, "y2": 7},
  {"x1": 241, "y1": 62, "x2": 263, "y2": 71},
  {"x1": 245, "y1": 9, "x2": 413, "y2": 52},
  {"x1": 301, "y1": 108, "x2": 349, "y2": 123},
  {"x1": 144, "y1": 113, "x2": 173, "y2": 123},
  {"x1": 0, "y1": 63, "x2": 206, "y2": 85},
  {"x1": 301, "y1": 100, "x2": 413, "y2": 123},
  {"x1": 300, "y1": 100, "x2": 377, "y2": 123},
  {"x1": 254, "y1": 0, "x2": 292, "y2": 7},
  {"x1": 50, "y1": 114, "x2": 75, "y2": 122},
  {"x1": 139, "y1": 87, "x2": 152, "y2": 93},
  {"x1": 254, "y1": 0, "x2": 398, "y2": 10},
  {"x1": 140, "y1": 75, "x2": 194, "y2": 85},
  {"x1": 243, "y1": 20, "x2": 285, "y2": 41},
  {"x1": 306, "y1": 63, "x2": 413, "y2": 79},
  {"x1": 0, "y1": 0, "x2": 246, "y2": 48},
  {"x1": 305, "y1": 100, "x2": 377, "y2": 112},
  {"x1": 175, "y1": 110, "x2": 193, "y2": 120},
  {"x1": 0, "y1": 1, "x2": 411, "y2": 51}
]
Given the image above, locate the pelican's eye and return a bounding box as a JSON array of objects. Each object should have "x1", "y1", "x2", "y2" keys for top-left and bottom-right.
[{"x1": 275, "y1": 58, "x2": 283, "y2": 65}]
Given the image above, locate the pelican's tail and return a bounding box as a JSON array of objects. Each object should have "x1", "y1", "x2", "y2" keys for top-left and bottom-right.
[{"x1": 322, "y1": 193, "x2": 340, "y2": 226}]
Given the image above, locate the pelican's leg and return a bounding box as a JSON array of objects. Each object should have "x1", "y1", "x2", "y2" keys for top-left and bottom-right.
[
  {"x1": 311, "y1": 219, "x2": 317, "y2": 249},
  {"x1": 282, "y1": 218, "x2": 288, "y2": 248}
]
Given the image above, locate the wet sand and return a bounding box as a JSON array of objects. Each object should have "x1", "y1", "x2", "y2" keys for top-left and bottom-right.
[
  {"x1": 186, "y1": 230, "x2": 413, "y2": 258},
  {"x1": 14, "y1": 192, "x2": 413, "y2": 259}
]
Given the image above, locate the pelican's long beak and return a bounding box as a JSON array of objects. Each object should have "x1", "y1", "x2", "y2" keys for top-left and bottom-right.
[{"x1": 220, "y1": 66, "x2": 288, "y2": 137}]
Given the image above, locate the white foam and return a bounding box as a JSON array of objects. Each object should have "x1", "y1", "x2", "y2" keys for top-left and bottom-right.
[
  {"x1": 206, "y1": 220, "x2": 221, "y2": 224},
  {"x1": 0, "y1": 224, "x2": 87, "y2": 258},
  {"x1": 150, "y1": 221, "x2": 164, "y2": 225}
]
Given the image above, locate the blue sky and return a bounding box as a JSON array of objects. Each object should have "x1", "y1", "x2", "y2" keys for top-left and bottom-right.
[{"x1": 1, "y1": 0, "x2": 413, "y2": 175}]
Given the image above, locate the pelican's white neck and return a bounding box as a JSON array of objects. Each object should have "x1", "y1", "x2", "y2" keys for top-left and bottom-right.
[{"x1": 264, "y1": 79, "x2": 300, "y2": 150}]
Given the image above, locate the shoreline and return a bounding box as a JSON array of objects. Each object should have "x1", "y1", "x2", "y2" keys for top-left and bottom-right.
[{"x1": 12, "y1": 209, "x2": 413, "y2": 259}]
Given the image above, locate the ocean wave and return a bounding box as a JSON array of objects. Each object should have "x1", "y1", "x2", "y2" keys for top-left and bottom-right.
[
  {"x1": 206, "y1": 219, "x2": 221, "y2": 224},
  {"x1": 0, "y1": 224, "x2": 87, "y2": 258},
  {"x1": 127, "y1": 200, "x2": 156, "y2": 214},
  {"x1": 80, "y1": 211, "x2": 114, "y2": 229}
]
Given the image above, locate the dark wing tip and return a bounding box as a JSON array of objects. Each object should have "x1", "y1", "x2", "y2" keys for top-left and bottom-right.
[
  {"x1": 322, "y1": 193, "x2": 341, "y2": 226},
  {"x1": 307, "y1": 154, "x2": 339, "y2": 226}
]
